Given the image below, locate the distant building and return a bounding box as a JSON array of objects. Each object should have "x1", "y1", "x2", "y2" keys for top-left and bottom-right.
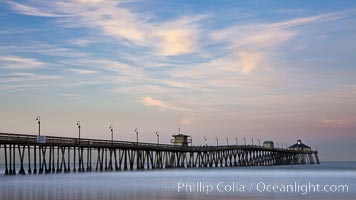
[
  {"x1": 170, "y1": 134, "x2": 192, "y2": 147},
  {"x1": 263, "y1": 141, "x2": 274, "y2": 149},
  {"x1": 288, "y1": 139, "x2": 311, "y2": 151}
]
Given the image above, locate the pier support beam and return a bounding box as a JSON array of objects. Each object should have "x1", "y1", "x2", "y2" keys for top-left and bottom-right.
[
  {"x1": 18, "y1": 145, "x2": 26, "y2": 175},
  {"x1": 4, "y1": 144, "x2": 8, "y2": 175},
  {"x1": 27, "y1": 145, "x2": 32, "y2": 174},
  {"x1": 33, "y1": 145, "x2": 37, "y2": 174}
]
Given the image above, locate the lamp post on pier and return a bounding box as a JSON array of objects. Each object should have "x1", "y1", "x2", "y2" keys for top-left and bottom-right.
[
  {"x1": 243, "y1": 137, "x2": 246, "y2": 145},
  {"x1": 36, "y1": 116, "x2": 40, "y2": 136},
  {"x1": 134, "y1": 128, "x2": 138, "y2": 144},
  {"x1": 77, "y1": 121, "x2": 81, "y2": 143},
  {"x1": 109, "y1": 125, "x2": 114, "y2": 143},
  {"x1": 215, "y1": 137, "x2": 219, "y2": 146},
  {"x1": 155, "y1": 131, "x2": 159, "y2": 145},
  {"x1": 225, "y1": 137, "x2": 229, "y2": 146},
  {"x1": 235, "y1": 137, "x2": 238, "y2": 145}
]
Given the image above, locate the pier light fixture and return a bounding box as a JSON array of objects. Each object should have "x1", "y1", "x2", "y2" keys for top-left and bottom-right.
[
  {"x1": 36, "y1": 116, "x2": 40, "y2": 136},
  {"x1": 155, "y1": 131, "x2": 159, "y2": 145},
  {"x1": 225, "y1": 137, "x2": 229, "y2": 146},
  {"x1": 251, "y1": 138, "x2": 254, "y2": 146},
  {"x1": 235, "y1": 137, "x2": 238, "y2": 145},
  {"x1": 204, "y1": 136, "x2": 207, "y2": 146},
  {"x1": 243, "y1": 137, "x2": 246, "y2": 145},
  {"x1": 77, "y1": 121, "x2": 81, "y2": 142},
  {"x1": 215, "y1": 137, "x2": 218, "y2": 146},
  {"x1": 134, "y1": 128, "x2": 138, "y2": 144},
  {"x1": 109, "y1": 125, "x2": 114, "y2": 143}
]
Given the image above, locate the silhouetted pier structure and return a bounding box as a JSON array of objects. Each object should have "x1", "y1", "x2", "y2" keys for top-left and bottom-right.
[{"x1": 0, "y1": 133, "x2": 319, "y2": 175}]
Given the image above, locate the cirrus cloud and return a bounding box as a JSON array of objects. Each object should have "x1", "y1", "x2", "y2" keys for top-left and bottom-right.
[
  {"x1": 0, "y1": 56, "x2": 47, "y2": 70},
  {"x1": 5, "y1": 0, "x2": 202, "y2": 57},
  {"x1": 142, "y1": 96, "x2": 190, "y2": 112}
]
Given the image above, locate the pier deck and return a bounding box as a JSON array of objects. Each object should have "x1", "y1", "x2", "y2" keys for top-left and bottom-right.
[{"x1": 0, "y1": 133, "x2": 319, "y2": 175}]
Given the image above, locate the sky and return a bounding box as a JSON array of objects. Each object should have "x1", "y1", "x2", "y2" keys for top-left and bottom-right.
[{"x1": 0, "y1": 0, "x2": 356, "y2": 161}]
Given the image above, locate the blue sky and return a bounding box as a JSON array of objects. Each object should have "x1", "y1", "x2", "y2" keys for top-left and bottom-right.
[{"x1": 0, "y1": 0, "x2": 356, "y2": 161}]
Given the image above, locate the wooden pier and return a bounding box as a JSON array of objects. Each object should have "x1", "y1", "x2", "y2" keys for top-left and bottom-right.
[{"x1": 0, "y1": 133, "x2": 319, "y2": 175}]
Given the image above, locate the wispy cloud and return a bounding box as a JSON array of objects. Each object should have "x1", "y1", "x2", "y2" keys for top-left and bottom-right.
[
  {"x1": 5, "y1": 0, "x2": 203, "y2": 57},
  {"x1": 212, "y1": 9, "x2": 356, "y2": 47},
  {"x1": 236, "y1": 50, "x2": 263, "y2": 75},
  {"x1": 68, "y1": 68, "x2": 97, "y2": 75},
  {"x1": 60, "y1": 93, "x2": 81, "y2": 98},
  {"x1": 2, "y1": 72, "x2": 61, "y2": 82},
  {"x1": 61, "y1": 59, "x2": 141, "y2": 78},
  {"x1": 272, "y1": 9, "x2": 356, "y2": 28},
  {"x1": 320, "y1": 119, "x2": 354, "y2": 127},
  {"x1": 0, "y1": 43, "x2": 89, "y2": 58},
  {"x1": 68, "y1": 39, "x2": 91, "y2": 47},
  {"x1": 142, "y1": 96, "x2": 194, "y2": 125},
  {"x1": 0, "y1": 56, "x2": 47, "y2": 70},
  {"x1": 180, "y1": 116, "x2": 194, "y2": 125},
  {"x1": 142, "y1": 96, "x2": 190, "y2": 112},
  {"x1": 209, "y1": 9, "x2": 356, "y2": 75},
  {"x1": 142, "y1": 96, "x2": 169, "y2": 110},
  {"x1": 4, "y1": 0, "x2": 68, "y2": 17},
  {"x1": 0, "y1": 72, "x2": 62, "y2": 92},
  {"x1": 152, "y1": 16, "x2": 203, "y2": 56}
]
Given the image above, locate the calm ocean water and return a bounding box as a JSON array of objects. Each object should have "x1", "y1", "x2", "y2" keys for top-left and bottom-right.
[{"x1": 0, "y1": 162, "x2": 355, "y2": 200}]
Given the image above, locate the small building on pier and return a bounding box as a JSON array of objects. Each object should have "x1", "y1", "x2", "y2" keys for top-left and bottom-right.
[
  {"x1": 288, "y1": 139, "x2": 311, "y2": 151},
  {"x1": 170, "y1": 134, "x2": 192, "y2": 147},
  {"x1": 263, "y1": 141, "x2": 274, "y2": 149}
]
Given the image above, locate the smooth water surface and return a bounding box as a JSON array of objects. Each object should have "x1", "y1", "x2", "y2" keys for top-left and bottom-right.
[{"x1": 0, "y1": 162, "x2": 355, "y2": 200}]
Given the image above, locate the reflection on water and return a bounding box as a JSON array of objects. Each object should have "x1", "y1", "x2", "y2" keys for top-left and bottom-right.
[
  {"x1": 0, "y1": 163, "x2": 355, "y2": 200},
  {"x1": 1, "y1": 184, "x2": 165, "y2": 200}
]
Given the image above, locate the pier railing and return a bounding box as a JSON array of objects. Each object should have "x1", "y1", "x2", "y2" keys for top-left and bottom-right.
[{"x1": 0, "y1": 132, "x2": 316, "y2": 153}]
